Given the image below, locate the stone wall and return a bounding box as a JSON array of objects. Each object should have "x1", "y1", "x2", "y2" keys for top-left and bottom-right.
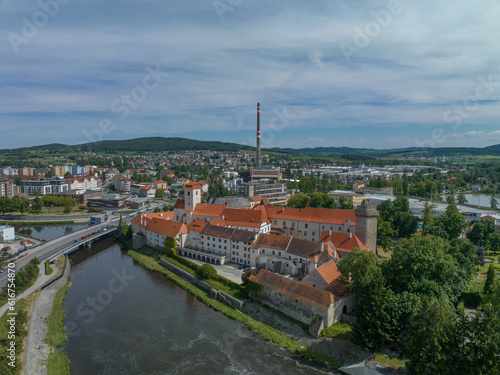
[
  {"x1": 252, "y1": 285, "x2": 329, "y2": 325},
  {"x1": 158, "y1": 258, "x2": 244, "y2": 310}
]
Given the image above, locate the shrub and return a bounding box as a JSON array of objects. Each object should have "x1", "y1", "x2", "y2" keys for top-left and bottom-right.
[{"x1": 196, "y1": 263, "x2": 217, "y2": 279}]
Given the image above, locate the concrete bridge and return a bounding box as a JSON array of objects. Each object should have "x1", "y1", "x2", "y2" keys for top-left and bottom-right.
[{"x1": 0, "y1": 218, "x2": 120, "y2": 290}]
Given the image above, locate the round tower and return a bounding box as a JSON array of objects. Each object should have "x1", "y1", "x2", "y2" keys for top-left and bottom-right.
[{"x1": 354, "y1": 199, "x2": 379, "y2": 252}]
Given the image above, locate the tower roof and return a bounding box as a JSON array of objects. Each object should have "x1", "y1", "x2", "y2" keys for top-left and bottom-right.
[{"x1": 184, "y1": 181, "x2": 202, "y2": 190}]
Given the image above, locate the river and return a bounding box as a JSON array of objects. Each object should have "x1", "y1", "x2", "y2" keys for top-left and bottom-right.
[
  {"x1": 63, "y1": 239, "x2": 336, "y2": 375},
  {"x1": 16, "y1": 223, "x2": 89, "y2": 241}
]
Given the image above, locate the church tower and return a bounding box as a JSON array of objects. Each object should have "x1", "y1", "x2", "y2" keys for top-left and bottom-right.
[
  {"x1": 354, "y1": 199, "x2": 379, "y2": 252},
  {"x1": 183, "y1": 181, "x2": 202, "y2": 212}
]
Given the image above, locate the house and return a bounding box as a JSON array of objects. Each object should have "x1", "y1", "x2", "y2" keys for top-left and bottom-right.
[
  {"x1": 318, "y1": 230, "x2": 368, "y2": 258},
  {"x1": 0, "y1": 226, "x2": 15, "y2": 241},
  {"x1": 250, "y1": 270, "x2": 355, "y2": 328},
  {"x1": 145, "y1": 218, "x2": 188, "y2": 249},
  {"x1": 131, "y1": 211, "x2": 174, "y2": 235}
]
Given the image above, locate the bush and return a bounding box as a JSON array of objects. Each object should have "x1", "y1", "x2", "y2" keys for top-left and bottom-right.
[
  {"x1": 196, "y1": 263, "x2": 217, "y2": 279},
  {"x1": 45, "y1": 260, "x2": 53, "y2": 275}
]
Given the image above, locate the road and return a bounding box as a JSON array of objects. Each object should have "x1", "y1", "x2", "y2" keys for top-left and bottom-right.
[{"x1": 0, "y1": 217, "x2": 119, "y2": 289}]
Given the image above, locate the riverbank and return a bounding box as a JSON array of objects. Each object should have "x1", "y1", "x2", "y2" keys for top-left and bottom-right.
[
  {"x1": 25, "y1": 256, "x2": 71, "y2": 375},
  {"x1": 0, "y1": 221, "x2": 76, "y2": 226},
  {"x1": 127, "y1": 249, "x2": 343, "y2": 368}
]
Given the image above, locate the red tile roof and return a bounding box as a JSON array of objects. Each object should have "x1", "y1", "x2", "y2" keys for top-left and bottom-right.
[
  {"x1": 146, "y1": 218, "x2": 187, "y2": 238},
  {"x1": 184, "y1": 181, "x2": 202, "y2": 190},
  {"x1": 131, "y1": 212, "x2": 173, "y2": 228},
  {"x1": 173, "y1": 199, "x2": 185, "y2": 209},
  {"x1": 192, "y1": 203, "x2": 227, "y2": 217},
  {"x1": 250, "y1": 270, "x2": 334, "y2": 310},
  {"x1": 262, "y1": 205, "x2": 356, "y2": 225},
  {"x1": 221, "y1": 207, "x2": 270, "y2": 228},
  {"x1": 318, "y1": 231, "x2": 368, "y2": 252},
  {"x1": 314, "y1": 260, "x2": 341, "y2": 286},
  {"x1": 250, "y1": 234, "x2": 322, "y2": 258}
]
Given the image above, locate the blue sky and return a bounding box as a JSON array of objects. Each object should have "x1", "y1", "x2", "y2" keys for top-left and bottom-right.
[{"x1": 1, "y1": 0, "x2": 500, "y2": 150}]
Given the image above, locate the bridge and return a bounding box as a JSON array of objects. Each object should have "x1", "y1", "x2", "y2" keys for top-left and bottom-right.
[{"x1": 0, "y1": 217, "x2": 120, "y2": 290}]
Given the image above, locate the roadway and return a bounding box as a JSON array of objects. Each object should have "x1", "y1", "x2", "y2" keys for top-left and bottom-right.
[
  {"x1": 0, "y1": 217, "x2": 119, "y2": 289},
  {"x1": 0, "y1": 201, "x2": 166, "y2": 290}
]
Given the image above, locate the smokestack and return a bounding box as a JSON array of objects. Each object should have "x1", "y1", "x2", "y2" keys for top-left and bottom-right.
[{"x1": 256, "y1": 102, "x2": 261, "y2": 168}]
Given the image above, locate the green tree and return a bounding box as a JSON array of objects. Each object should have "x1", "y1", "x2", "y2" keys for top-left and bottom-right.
[
  {"x1": 31, "y1": 196, "x2": 43, "y2": 213},
  {"x1": 466, "y1": 220, "x2": 495, "y2": 247},
  {"x1": 440, "y1": 203, "x2": 468, "y2": 240},
  {"x1": 376, "y1": 218, "x2": 395, "y2": 254},
  {"x1": 484, "y1": 264, "x2": 496, "y2": 296},
  {"x1": 486, "y1": 231, "x2": 500, "y2": 253},
  {"x1": 155, "y1": 188, "x2": 164, "y2": 198},
  {"x1": 422, "y1": 201, "x2": 436, "y2": 235},
  {"x1": 384, "y1": 235, "x2": 460, "y2": 301},
  {"x1": 457, "y1": 194, "x2": 468, "y2": 205},
  {"x1": 196, "y1": 263, "x2": 217, "y2": 279},
  {"x1": 63, "y1": 199, "x2": 74, "y2": 214},
  {"x1": 404, "y1": 295, "x2": 455, "y2": 375},
  {"x1": 490, "y1": 194, "x2": 498, "y2": 209},
  {"x1": 287, "y1": 193, "x2": 311, "y2": 208}
]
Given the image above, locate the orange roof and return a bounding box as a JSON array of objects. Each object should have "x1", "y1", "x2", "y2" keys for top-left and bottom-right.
[
  {"x1": 146, "y1": 218, "x2": 187, "y2": 238},
  {"x1": 131, "y1": 212, "x2": 172, "y2": 228},
  {"x1": 184, "y1": 181, "x2": 202, "y2": 190},
  {"x1": 187, "y1": 218, "x2": 208, "y2": 232},
  {"x1": 262, "y1": 205, "x2": 356, "y2": 225},
  {"x1": 250, "y1": 270, "x2": 334, "y2": 310},
  {"x1": 315, "y1": 260, "x2": 341, "y2": 286},
  {"x1": 220, "y1": 207, "x2": 270, "y2": 228},
  {"x1": 192, "y1": 203, "x2": 228, "y2": 218},
  {"x1": 318, "y1": 230, "x2": 368, "y2": 252},
  {"x1": 250, "y1": 233, "x2": 322, "y2": 258},
  {"x1": 197, "y1": 180, "x2": 209, "y2": 186}
]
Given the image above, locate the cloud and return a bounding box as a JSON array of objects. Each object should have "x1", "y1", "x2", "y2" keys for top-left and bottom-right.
[{"x1": 0, "y1": 0, "x2": 499, "y2": 149}]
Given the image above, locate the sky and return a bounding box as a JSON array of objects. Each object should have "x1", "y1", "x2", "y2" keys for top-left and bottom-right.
[{"x1": 1, "y1": 0, "x2": 500, "y2": 150}]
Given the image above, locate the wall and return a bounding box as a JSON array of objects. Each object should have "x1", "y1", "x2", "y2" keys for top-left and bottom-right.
[{"x1": 159, "y1": 258, "x2": 244, "y2": 310}]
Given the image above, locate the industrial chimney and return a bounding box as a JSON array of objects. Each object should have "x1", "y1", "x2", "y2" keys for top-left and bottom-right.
[{"x1": 256, "y1": 102, "x2": 261, "y2": 168}]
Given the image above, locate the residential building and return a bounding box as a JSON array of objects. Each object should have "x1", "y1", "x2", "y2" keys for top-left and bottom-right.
[
  {"x1": 21, "y1": 178, "x2": 69, "y2": 195},
  {"x1": 145, "y1": 218, "x2": 188, "y2": 249},
  {"x1": 238, "y1": 181, "x2": 287, "y2": 204},
  {"x1": 250, "y1": 167, "x2": 281, "y2": 182},
  {"x1": 0, "y1": 225, "x2": 15, "y2": 241},
  {"x1": 328, "y1": 190, "x2": 366, "y2": 207},
  {"x1": 0, "y1": 179, "x2": 14, "y2": 198},
  {"x1": 87, "y1": 195, "x2": 129, "y2": 210}
]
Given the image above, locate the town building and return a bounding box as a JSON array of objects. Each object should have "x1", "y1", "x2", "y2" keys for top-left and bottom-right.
[
  {"x1": 0, "y1": 225, "x2": 15, "y2": 241},
  {"x1": 328, "y1": 190, "x2": 366, "y2": 207},
  {"x1": 0, "y1": 179, "x2": 14, "y2": 198},
  {"x1": 87, "y1": 194, "x2": 129, "y2": 210},
  {"x1": 21, "y1": 178, "x2": 69, "y2": 195},
  {"x1": 238, "y1": 181, "x2": 287, "y2": 205}
]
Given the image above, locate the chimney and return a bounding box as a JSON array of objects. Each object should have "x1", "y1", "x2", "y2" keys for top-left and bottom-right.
[
  {"x1": 256, "y1": 102, "x2": 261, "y2": 168},
  {"x1": 350, "y1": 232, "x2": 352, "y2": 239},
  {"x1": 329, "y1": 230, "x2": 331, "y2": 236}
]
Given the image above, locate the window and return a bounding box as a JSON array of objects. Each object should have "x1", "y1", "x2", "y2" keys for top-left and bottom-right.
[
  {"x1": 347, "y1": 229, "x2": 350, "y2": 233},
  {"x1": 219, "y1": 245, "x2": 221, "y2": 249},
  {"x1": 224, "y1": 246, "x2": 227, "y2": 250},
  {"x1": 304, "y1": 231, "x2": 307, "y2": 236},
  {"x1": 262, "y1": 249, "x2": 265, "y2": 254},
  {"x1": 282, "y1": 221, "x2": 286, "y2": 226},
  {"x1": 274, "y1": 220, "x2": 277, "y2": 225},
  {"x1": 232, "y1": 245, "x2": 235, "y2": 249},
  {"x1": 312, "y1": 231, "x2": 315, "y2": 236},
  {"x1": 339, "y1": 227, "x2": 341, "y2": 231},
  {"x1": 219, "y1": 239, "x2": 221, "y2": 242},
  {"x1": 201, "y1": 235, "x2": 204, "y2": 239},
  {"x1": 305, "y1": 223, "x2": 308, "y2": 229},
  {"x1": 330, "y1": 226, "x2": 333, "y2": 230},
  {"x1": 278, "y1": 251, "x2": 281, "y2": 256},
  {"x1": 291, "y1": 222, "x2": 295, "y2": 227},
  {"x1": 272, "y1": 250, "x2": 275, "y2": 255},
  {"x1": 224, "y1": 240, "x2": 227, "y2": 243}
]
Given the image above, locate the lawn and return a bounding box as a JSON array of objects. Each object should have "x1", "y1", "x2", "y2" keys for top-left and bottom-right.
[{"x1": 319, "y1": 321, "x2": 355, "y2": 341}]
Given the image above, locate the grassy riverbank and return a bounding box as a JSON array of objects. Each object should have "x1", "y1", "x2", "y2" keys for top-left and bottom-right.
[
  {"x1": 0, "y1": 299, "x2": 29, "y2": 374},
  {"x1": 127, "y1": 249, "x2": 342, "y2": 368},
  {"x1": 45, "y1": 279, "x2": 71, "y2": 375}
]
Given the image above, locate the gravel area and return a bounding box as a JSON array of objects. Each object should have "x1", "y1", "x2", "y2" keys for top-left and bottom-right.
[{"x1": 25, "y1": 261, "x2": 71, "y2": 375}]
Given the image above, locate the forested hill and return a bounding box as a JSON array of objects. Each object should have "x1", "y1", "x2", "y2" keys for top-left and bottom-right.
[
  {"x1": 1, "y1": 136, "x2": 499, "y2": 157},
  {"x1": 1, "y1": 137, "x2": 255, "y2": 154}
]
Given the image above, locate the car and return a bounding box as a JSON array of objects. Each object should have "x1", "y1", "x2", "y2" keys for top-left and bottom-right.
[
  {"x1": 82, "y1": 235, "x2": 87, "y2": 239},
  {"x1": 0, "y1": 269, "x2": 4, "y2": 273}
]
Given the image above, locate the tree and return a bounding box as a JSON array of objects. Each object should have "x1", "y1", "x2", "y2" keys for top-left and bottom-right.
[
  {"x1": 241, "y1": 268, "x2": 257, "y2": 285},
  {"x1": 484, "y1": 264, "x2": 496, "y2": 296},
  {"x1": 155, "y1": 188, "x2": 164, "y2": 198},
  {"x1": 404, "y1": 295, "x2": 456, "y2": 375},
  {"x1": 376, "y1": 218, "x2": 395, "y2": 254},
  {"x1": 287, "y1": 193, "x2": 311, "y2": 208},
  {"x1": 153, "y1": 207, "x2": 161, "y2": 213},
  {"x1": 337, "y1": 249, "x2": 397, "y2": 349},
  {"x1": 31, "y1": 196, "x2": 43, "y2": 213},
  {"x1": 196, "y1": 263, "x2": 217, "y2": 279},
  {"x1": 446, "y1": 193, "x2": 456, "y2": 204},
  {"x1": 466, "y1": 220, "x2": 495, "y2": 247},
  {"x1": 422, "y1": 201, "x2": 435, "y2": 235},
  {"x1": 383, "y1": 235, "x2": 460, "y2": 301},
  {"x1": 457, "y1": 194, "x2": 468, "y2": 205},
  {"x1": 63, "y1": 198, "x2": 73, "y2": 214},
  {"x1": 440, "y1": 203, "x2": 468, "y2": 240},
  {"x1": 486, "y1": 231, "x2": 500, "y2": 253},
  {"x1": 490, "y1": 194, "x2": 498, "y2": 209},
  {"x1": 164, "y1": 236, "x2": 178, "y2": 255}
]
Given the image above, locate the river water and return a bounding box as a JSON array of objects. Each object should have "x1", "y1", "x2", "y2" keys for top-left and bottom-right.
[
  {"x1": 63, "y1": 239, "x2": 335, "y2": 375},
  {"x1": 16, "y1": 224, "x2": 88, "y2": 241}
]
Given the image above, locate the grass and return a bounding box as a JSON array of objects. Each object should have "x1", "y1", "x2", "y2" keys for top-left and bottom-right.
[
  {"x1": 0, "y1": 298, "x2": 29, "y2": 374},
  {"x1": 45, "y1": 279, "x2": 70, "y2": 348},
  {"x1": 45, "y1": 260, "x2": 53, "y2": 275},
  {"x1": 319, "y1": 321, "x2": 355, "y2": 341},
  {"x1": 374, "y1": 353, "x2": 405, "y2": 369},
  {"x1": 127, "y1": 250, "x2": 342, "y2": 368},
  {"x1": 46, "y1": 352, "x2": 71, "y2": 375}
]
